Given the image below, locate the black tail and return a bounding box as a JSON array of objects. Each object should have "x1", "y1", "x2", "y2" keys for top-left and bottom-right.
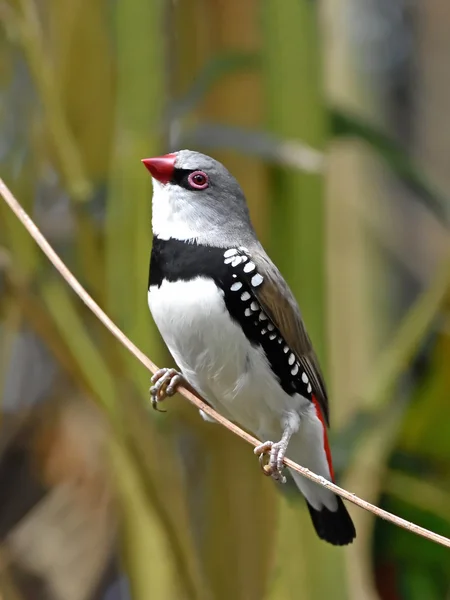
[{"x1": 306, "y1": 496, "x2": 356, "y2": 546}]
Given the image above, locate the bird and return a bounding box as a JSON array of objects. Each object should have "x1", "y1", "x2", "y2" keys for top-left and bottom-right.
[{"x1": 142, "y1": 150, "x2": 356, "y2": 546}]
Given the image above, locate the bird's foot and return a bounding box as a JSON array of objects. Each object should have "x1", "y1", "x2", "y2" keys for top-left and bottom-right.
[
  {"x1": 149, "y1": 368, "x2": 184, "y2": 411},
  {"x1": 254, "y1": 440, "x2": 287, "y2": 484},
  {"x1": 199, "y1": 409, "x2": 217, "y2": 423}
]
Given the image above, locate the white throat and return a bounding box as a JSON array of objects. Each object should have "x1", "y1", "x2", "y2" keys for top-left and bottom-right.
[{"x1": 151, "y1": 181, "x2": 199, "y2": 242}]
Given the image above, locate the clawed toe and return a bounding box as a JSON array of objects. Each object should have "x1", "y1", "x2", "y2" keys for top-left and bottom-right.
[
  {"x1": 149, "y1": 368, "x2": 183, "y2": 411},
  {"x1": 254, "y1": 441, "x2": 287, "y2": 484}
]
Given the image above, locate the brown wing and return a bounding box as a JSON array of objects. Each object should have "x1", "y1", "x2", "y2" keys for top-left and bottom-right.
[{"x1": 251, "y1": 247, "x2": 330, "y2": 425}]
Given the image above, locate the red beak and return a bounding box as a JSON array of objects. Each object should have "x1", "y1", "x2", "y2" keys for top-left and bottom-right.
[{"x1": 141, "y1": 153, "x2": 177, "y2": 184}]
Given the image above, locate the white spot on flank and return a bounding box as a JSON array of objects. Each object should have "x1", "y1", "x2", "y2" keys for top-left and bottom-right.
[
  {"x1": 232, "y1": 256, "x2": 244, "y2": 267},
  {"x1": 224, "y1": 248, "x2": 237, "y2": 258},
  {"x1": 230, "y1": 282, "x2": 242, "y2": 292},
  {"x1": 259, "y1": 312, "x2": 267, "y2": 321},
  {"x1": 291, "y1": 364, "x2": 299, "y2": 376},
  {"x1": 261, "y1": 329, "x2": 267, "y2": 335},
  {"x1": 307, "y1": 383, "x2": 312, "y2": 394},
  {"x1": 245, "y1": 308, "x2": 252, "y2": 317},
  {"x1": 278, "y1": 338, "x2": 282, "y2": 344},
  {"x1": 251, "y1": 274, "x2": 264, "y2": 287},
  {"x1": 250, "y1": 302, "x2": 259, "y2": 311},
  {"x1": 243, "y1": 261, "x2": 256, "y2": 273},
  {"x1": 232, "y1": 274, "x2": 237, "y2": 278},
  {"x1": 283, "y1": 346, "x2": 289, "y2": 354},
  {"x1": 241, "y1": 291, "x2": 251, "y2": 301},
  {"x1": 224, "y1": 257, "x2": 234, "y2": 264},
  {"x1": 302, "y1": 372, "x2": 309, "y2": 384},
  {"x1": 269, "y1": 333, "x2": 276, "y2": 340},
  {"x1": 239, "y1": 246, "x2": 249, "y2": 253},
  {"x1": 267, "y1": 323, "x2": 274, "y2": 331},
  {"x1": 288, "y1": 353, "x2": 295, "y2": 365}
]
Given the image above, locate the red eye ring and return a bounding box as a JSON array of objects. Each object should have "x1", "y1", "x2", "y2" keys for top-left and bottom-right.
[{"x1": 188, "y1": 170, "x2": 209, "y2": 190}]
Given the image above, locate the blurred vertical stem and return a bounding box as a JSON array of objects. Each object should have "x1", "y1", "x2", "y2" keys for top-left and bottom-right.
[
  {"x1": 262, "y1": 0, "x2": 326, "y2": 360},
  {"x1": 47, "y1": 0, "x2": 115, "y2": 301},
  {"x1": 6, "y1": 0, "x2": 108, "y2": 298},
  {"x1": 111, "y1": 439, "x2": 180, "y2": 600},
  {"x1": 322, "y1": 0, "x2": 394, "y2": 596},
  {"x1": 262, "y1": 2, "x2": 349, "y2": 599},
  {"x1": 106, "y1": 0, "x2": 167, "y2": 392},
  {"x1": 39, "y1": 279, "x2": 118, "y2": 412},
  {"x1": 15, "y1": 0, "x2": 91, "y2": 200},
  {"x1": 0, "y1": 175, "x2": 39, "y2": 281},
  {"x1": 0, "y1": 292, "x2": 21, "y2": 411}
]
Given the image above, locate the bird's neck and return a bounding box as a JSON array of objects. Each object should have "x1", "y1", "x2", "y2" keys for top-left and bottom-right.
[{"x1": 151, "y1": 188, "x2": 258, "y2": 248}]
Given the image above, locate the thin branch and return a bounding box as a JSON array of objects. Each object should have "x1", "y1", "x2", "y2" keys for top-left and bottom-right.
[{"x1": 1, "y1": 177, "x2": 450, "y2": 549}]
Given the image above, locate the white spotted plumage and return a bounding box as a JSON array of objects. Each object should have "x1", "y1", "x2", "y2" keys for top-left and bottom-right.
[
  {"x1": 222, "y1": 248, "x2": 265, "y2": 291},
  {"x1": 232, "y1": 256, "x2": 245, "y2": 267},
  {"x1": 224, "y1": 248, "x2": 237, "y2": 258},
  {"x1": 251, "y1": 273, "x2": 264, "y2": 287}
]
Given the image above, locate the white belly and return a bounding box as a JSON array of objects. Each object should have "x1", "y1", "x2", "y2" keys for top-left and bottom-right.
[{"x1": 148, "y1": 277, "x2": 299, "y2": 435}]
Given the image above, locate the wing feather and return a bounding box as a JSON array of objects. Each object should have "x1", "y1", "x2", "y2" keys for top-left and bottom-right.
[{"x1": 250, "y1": 247, "x2": 330, "y2": 425}]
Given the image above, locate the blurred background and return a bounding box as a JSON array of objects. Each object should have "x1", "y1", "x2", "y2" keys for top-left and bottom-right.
[{"x1": 1, "y1": 0, "x2": 450, "y2": 598}]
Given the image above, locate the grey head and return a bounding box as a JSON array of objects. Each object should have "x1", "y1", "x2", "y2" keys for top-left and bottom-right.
[{"x1": 142, "y1": 149, "x2": 258, "y2": 248}]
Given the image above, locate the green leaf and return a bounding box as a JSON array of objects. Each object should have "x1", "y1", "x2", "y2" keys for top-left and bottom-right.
[
  {"x1": 40, "y1": 277, "x2": 117, "y2": 413},
  {"x1": 111, "y1": 438, "x2": 180, "y2": 600},
  {"x1": 331, "y1": 109, "x2": 450, "y2": 223},
  {"x1": 261, "y1": 2, "x2": 348, "y2": 598},
  {"x1": 105, "y1": 0, "x2": 167, "y2": 395},
  {"x1": 169, "y1": 52, "x2": 261, "y2": 120}
]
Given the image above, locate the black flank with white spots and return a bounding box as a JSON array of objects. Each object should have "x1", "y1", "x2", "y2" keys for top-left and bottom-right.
[{"x1": 150, "y1": 237, "x2": 314, "y2": 402}]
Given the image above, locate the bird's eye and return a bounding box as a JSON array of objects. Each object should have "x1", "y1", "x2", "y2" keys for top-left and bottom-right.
[{"x1": 188, "y1": 171, "x2": 209, "y2": 190}]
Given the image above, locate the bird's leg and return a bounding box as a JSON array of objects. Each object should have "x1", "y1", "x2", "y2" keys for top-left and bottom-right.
[
  {"x1": 254, "y1": 415, "x2": 299, "y2": 484},
  {"x1": 149, "y1": 368, "x2": 184, "y2": 411}
]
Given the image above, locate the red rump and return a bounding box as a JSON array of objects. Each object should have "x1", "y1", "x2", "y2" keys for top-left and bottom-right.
[
  {"x1": 312, "y1": 395, "x2": 335, "y2": 482},
  {"x1": 141, "y1": 153, "x2": 177, "y2": 184}
]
